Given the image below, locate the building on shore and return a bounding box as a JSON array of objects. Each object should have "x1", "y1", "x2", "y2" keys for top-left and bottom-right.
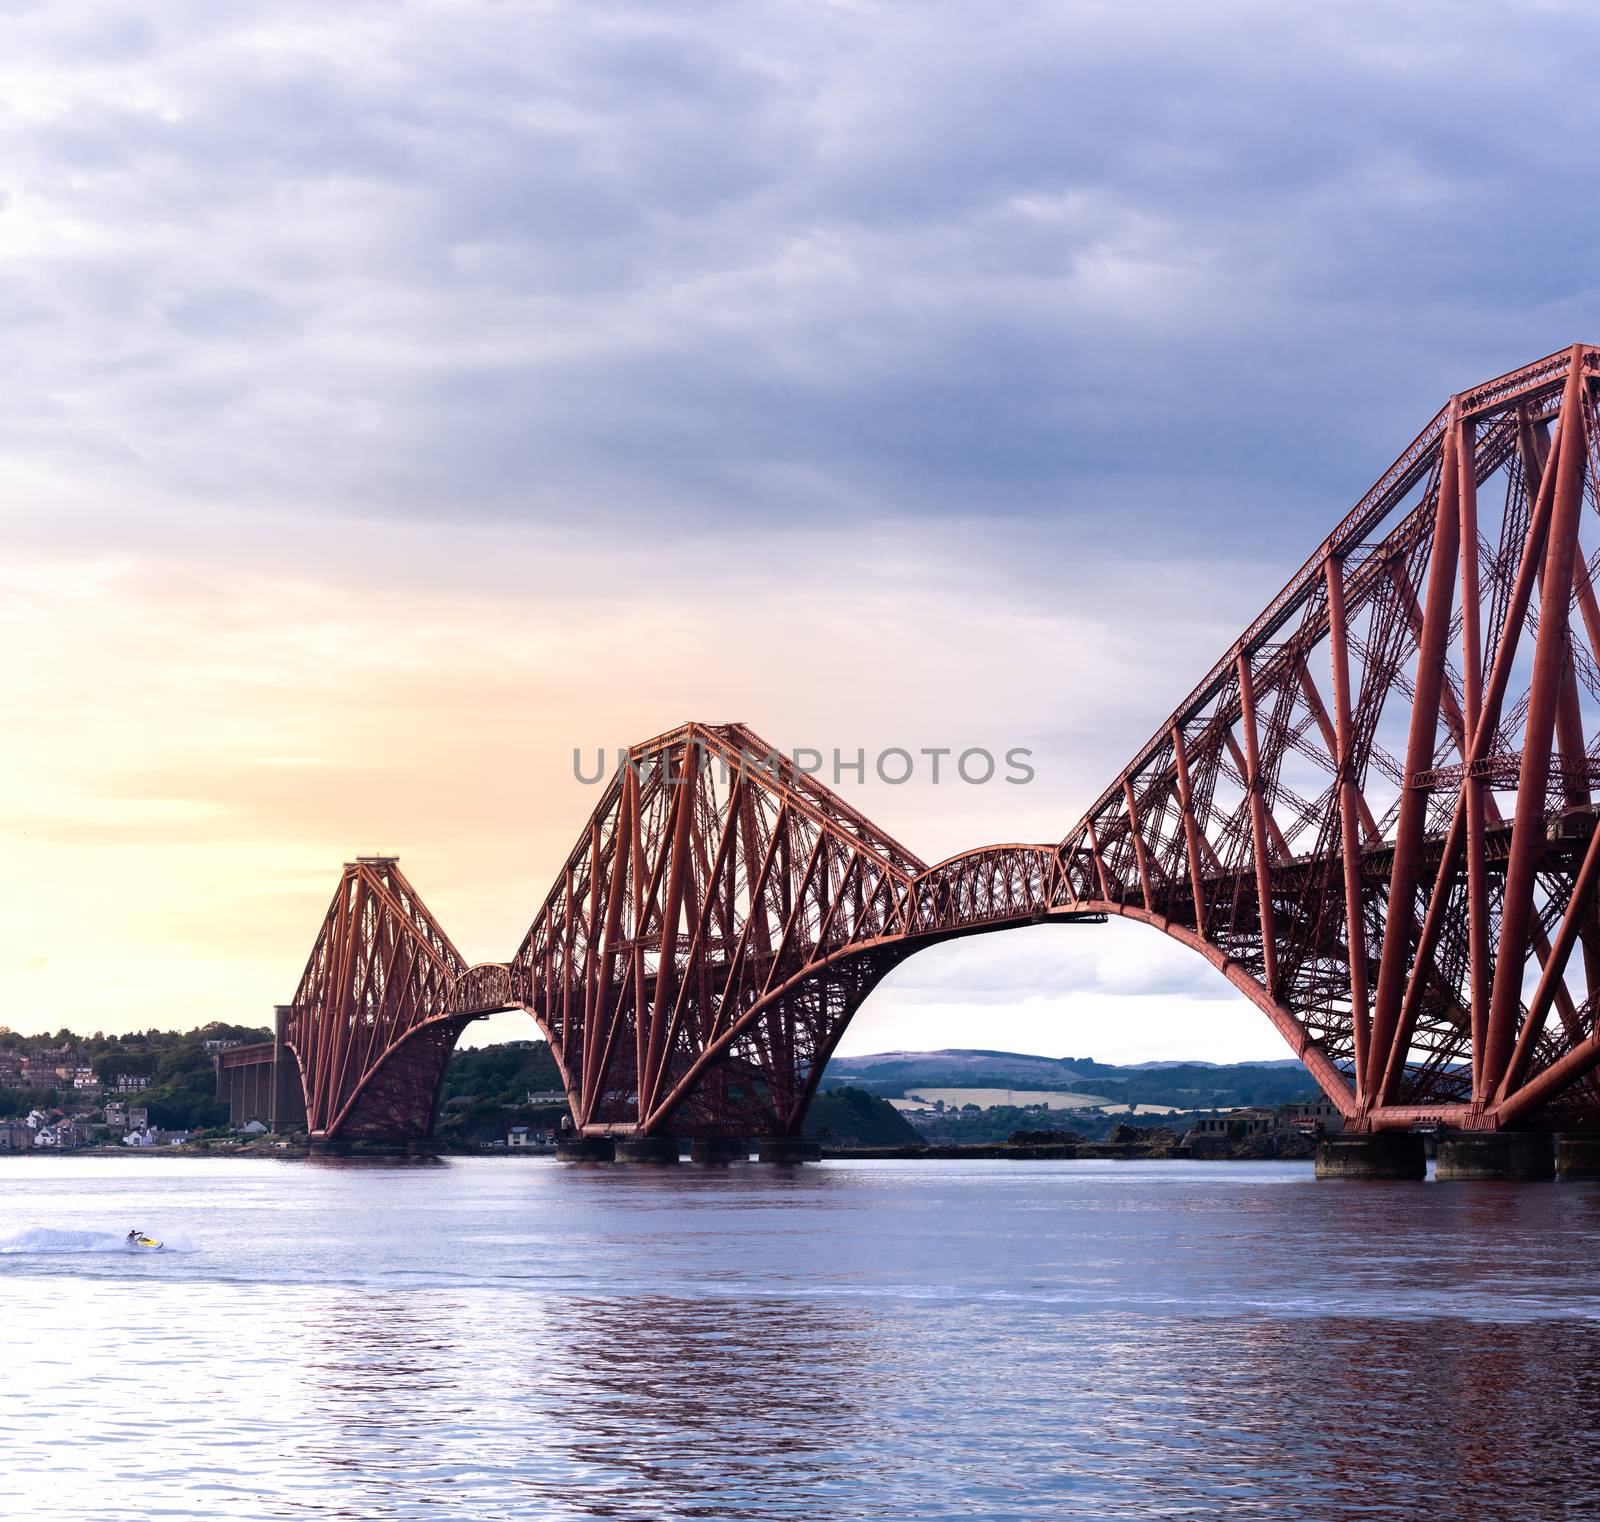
[
  {"x1": 1184, "y1": 1101, "x2": 1347, "y2": 1146},
  {"x1": 1281, "y1": 1100, "x2": 1345, "y2": 1134}
]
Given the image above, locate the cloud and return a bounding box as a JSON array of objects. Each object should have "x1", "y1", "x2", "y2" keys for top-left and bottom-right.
[
  {"x1": 6, "y1": 0, "x2": 1599, "y2": 554},
  {"x1": 4, "y1": 1, "x2": 1596, "y2": 1047}
]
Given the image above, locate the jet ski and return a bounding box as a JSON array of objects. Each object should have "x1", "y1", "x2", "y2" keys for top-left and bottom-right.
[{"x1": 125, "y1": 1230, "x2": 162, "y2": 1250}]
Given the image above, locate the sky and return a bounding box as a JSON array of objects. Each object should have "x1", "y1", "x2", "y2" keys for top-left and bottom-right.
[{"x1": 4, "y1": 0, "x2": 1599, "y2": 1061}]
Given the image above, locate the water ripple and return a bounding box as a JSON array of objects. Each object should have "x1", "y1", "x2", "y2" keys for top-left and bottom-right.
[{"x1": 3, "y1": 1157, "x2": 1599, "y2": 1520}]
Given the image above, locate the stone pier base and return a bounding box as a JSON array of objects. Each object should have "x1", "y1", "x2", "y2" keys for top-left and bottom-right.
[
  {"x1": 1315, "y1": 1133, "x2": 1426, "y2": 1180},
  {"x1": 555, "y1": 1136, "x2": 616, "y2": 1163},
  {"x1": 1436, "y1": 1131, "x2": 1554, "y2": 1181},
  {"x1": 757, "y1": 1137, "x2": 822, "y2": 1164},
  {"x1": 615, "y1": 1136, "x2": 682, "y2": 1164},
  {"x1": 1556, "y1": 1134, "x2": 1600, "y2": 1178},
  {"x1": 309, "y1": 1139, "x2": 409, "y2": 1157},
  {"x1": 689, "y1": 1137, "x2": 753, "y2": 1164}
]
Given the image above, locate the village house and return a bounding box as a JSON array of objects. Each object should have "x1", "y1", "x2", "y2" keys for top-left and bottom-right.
[
  {"x1": 33, "y1": 1119, "x2": 90, "y2": 1149},
  {"x1": 23, "y1": 1046, "x2": 81, "y2": 1085}
]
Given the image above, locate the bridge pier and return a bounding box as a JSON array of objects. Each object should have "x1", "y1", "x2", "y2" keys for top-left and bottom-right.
[
  {"x1": 615, "y1": 1136, "x2": 682, "y2": 1164},
  {"x1": 214, "y1": 1006, "x2": 307, "y2": 1133},
  {"x1": 757, "y1": 1137, "x2": 822, "y2": 1164},
  {"x1": 1556, "y1": 1135, "x2": 1600, "y2": 1177},
  {"x1": 689, "y1": 1137, "x2": 753, "y2": 1164},
  {"x1": 555, "y1": 1136, "x2": 616, "y2": 1163},
  {"x1": 1315, "y1": 1133, "x2": 1426, "y2": 1180},
  {"x1": 1435, "y1": 1132, "x2": 1555, "y2": 1181},
  {"x1": 308, "y1": 1139, "x2": 411, "y2": 1156}
]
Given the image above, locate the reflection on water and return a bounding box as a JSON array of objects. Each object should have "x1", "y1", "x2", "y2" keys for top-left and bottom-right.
[
  {"x1": 3, "y1": 1157, "x2": 1600, "y2": 1520},
  {"x1": 542, "y1": 1295, "x2": 886, "y2": 1519},
  {"x1": 301, "y1": 1152, "x2": 451, "y2": 1169}
]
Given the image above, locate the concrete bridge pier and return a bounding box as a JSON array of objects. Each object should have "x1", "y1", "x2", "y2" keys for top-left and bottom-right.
[
  {"x1": 555, "y1": 1136, "x2": 616, "y2": 1162},
  {"x1": 306, "y1": 1139, "x2": 438, "y2": 1158},
  {"x1": 1435, "y1": 1132, "x2": 1555, "y2": 1181},
  {"x1": 1315, "y1": 1133, "x2": 1426, "y2": 1179},
  {"x1": 757, "y1": 1137, "x2": 822, "y2": 1164},
  {"x1": 689, "y1": 1137, "x2": 753, "y2": 1163},
  {"x1": 615, "y1": 1136, "x2": 682, "y2": 1164},
  {"x1": 1556, "y1": 1135, "x2": 1600, "y2": 1177}
]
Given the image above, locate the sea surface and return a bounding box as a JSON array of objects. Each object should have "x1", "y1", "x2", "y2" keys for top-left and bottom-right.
[{"x1": 2, "y1": 1155, "x2": 1599, "y2": 1522}]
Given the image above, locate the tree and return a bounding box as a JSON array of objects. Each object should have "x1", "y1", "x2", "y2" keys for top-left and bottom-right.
[
  {"x1": 803, "y1": 1087, "x2": 920, "y2": 1147},
  {"x1": 94, "y1": 1050, "x2": 155, "y2": 1084}
]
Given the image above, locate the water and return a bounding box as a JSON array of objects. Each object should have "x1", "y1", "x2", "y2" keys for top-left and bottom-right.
[{"x1": 3, "y1": 1157, "x2": 1599, "y2": 1521}]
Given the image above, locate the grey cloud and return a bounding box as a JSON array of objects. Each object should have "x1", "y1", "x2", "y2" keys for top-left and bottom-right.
[{"x1": 4, "y1": 0, "x2": 1599, "y2": 572}]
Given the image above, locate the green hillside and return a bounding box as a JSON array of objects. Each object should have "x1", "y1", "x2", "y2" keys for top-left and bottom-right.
[
  {"x1": 802, "y1": 1086, "x2": 920, "y2": 1146},
  {"x1": 822, "y1": 1049, "x2": 1321, "y2": 1110}
]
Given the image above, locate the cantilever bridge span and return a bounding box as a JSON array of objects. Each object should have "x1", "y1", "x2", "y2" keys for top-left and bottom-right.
[{"x1": 273, "y1": 344, "x2": 1600, "y2": 1144}]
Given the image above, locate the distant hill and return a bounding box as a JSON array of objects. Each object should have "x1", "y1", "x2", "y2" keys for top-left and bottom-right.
[
  {"x1": 428, "y1": 1042, "x2": 1323, "y2": 1137},
  {"x1": 825, "y1": 1049, "x2": 1098, "y2": 1087},
  {"x1": 822, "y1": 1049, "x2": 1322, "y2": 1110},
  {"x1": 1122, "y1": 1058, "x2": 1306, "y2": 1071}
]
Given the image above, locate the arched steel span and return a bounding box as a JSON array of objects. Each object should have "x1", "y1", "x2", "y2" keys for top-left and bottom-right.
[{"x1": 283, "y1": 343, "x2": 1600, "y2": 1141}]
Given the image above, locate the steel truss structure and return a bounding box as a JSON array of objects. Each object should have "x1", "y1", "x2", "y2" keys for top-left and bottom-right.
[{"x1": 284, "y1": 345, "x2": 1600, "y2": 1141}]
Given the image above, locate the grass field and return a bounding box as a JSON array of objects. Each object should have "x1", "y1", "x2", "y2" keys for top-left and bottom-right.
[{"x1": 887, "y1": 1087, "x2": 1113, "y2": 1112}]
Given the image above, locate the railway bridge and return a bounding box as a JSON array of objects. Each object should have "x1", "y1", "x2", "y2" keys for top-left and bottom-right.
[{"x1": 233, "y1": 345, "x2": 1600, "y2": 1175}]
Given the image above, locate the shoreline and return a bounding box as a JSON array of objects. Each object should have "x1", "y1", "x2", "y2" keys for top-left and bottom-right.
[
  {"x1": 0, "y1": 1141, "x2": 1314, "y2": 1162},
  {"x1": 818, "y1": 1142, "x2": 1313, "y2": 1161}
]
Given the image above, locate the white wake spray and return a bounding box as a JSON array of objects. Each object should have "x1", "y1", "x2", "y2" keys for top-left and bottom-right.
[{"x1": 0, "y1": 1226, "x2": 199, "y2": 1254}]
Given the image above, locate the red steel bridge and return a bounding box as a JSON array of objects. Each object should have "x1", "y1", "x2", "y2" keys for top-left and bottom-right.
[{"x1": 264, "y1": 344, "x2": 1600, "y2": 1146}]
